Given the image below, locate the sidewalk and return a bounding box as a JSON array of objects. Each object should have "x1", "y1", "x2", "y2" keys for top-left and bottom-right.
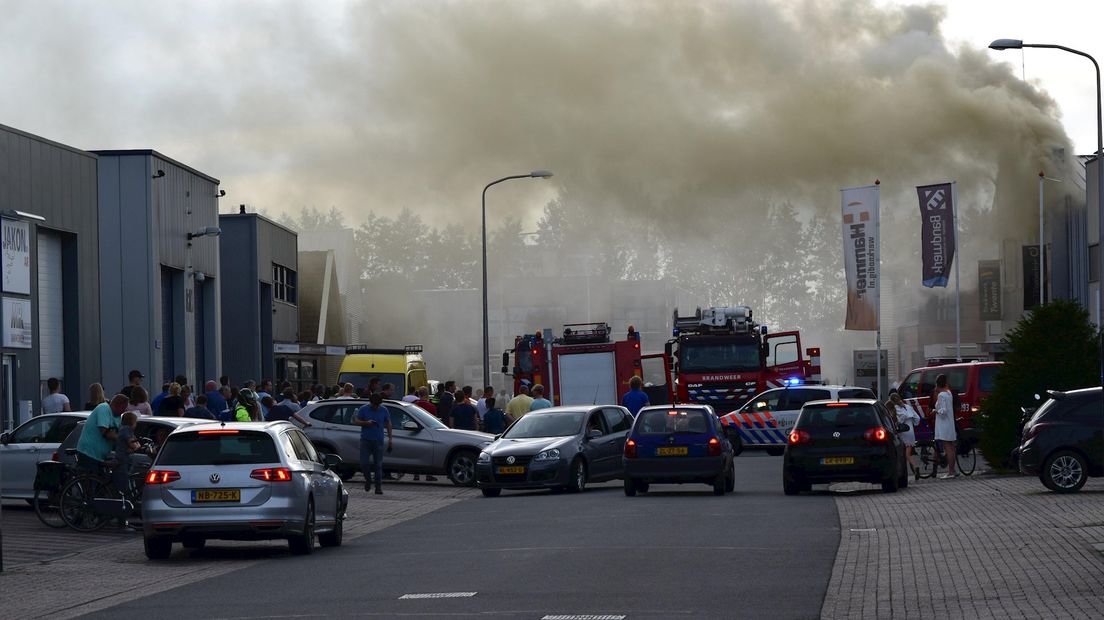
[
  {"x1": 0, "y1": 481, "x2": 476, "y2": 619},
  {"x1": 821, "y1": 472, "x2": 1104, "y2": 619}
]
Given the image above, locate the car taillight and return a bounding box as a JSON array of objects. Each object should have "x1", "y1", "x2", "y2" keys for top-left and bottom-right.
[
  {"x1": 51, "y1": 451, "x2": 59, "y2": 460},
  {"x1": 146, "y1": 470, "x2": 180, "y2": 485},
  {"x1": 250, "y1": 467, "x2": 292, "y2": 482},
  {"x1": 707, "y1": 436, "x2": 721, "y2": 456},
  {"x1": 624, "y1": 439, "x2": 637, "y2": 459},
  {"x1": 788, "y1": 429, "x2": 811, "y2": 445},
  {"x1": 864, "y1": 427, "x2": 888, "y2": 442}
]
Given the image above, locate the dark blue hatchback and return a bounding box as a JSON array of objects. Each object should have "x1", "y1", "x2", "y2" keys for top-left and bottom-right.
[{"x1": 622, "y1": 405, "x2": 735, "y2": 496}]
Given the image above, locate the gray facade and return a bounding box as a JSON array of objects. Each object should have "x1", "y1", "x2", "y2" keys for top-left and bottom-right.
[
  {"x1": 95, "y1": 150, "x2": 222, "y2": 394},
  {"x1": 0, "y1": 124, "x2": 101, "y2": 428},
  {"x1": 219, "y1": 212, "x2": 299, "y2": 385}
]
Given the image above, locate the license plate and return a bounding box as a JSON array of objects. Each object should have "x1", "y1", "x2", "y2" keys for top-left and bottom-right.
[
  {"x1": 192, "y1": 489, "x2": 241, "y2": 503},
  {"x1": 496, "y1": 466, "x2": 525, "y2": 474},
  {"x1": 820, "y1": 457, "x2": 854, "y2": 465},
  {"x1": 656, "y1": 446, "x2": 689, "y2": 456}
]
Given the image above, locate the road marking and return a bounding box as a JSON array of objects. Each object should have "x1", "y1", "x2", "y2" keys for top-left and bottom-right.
[
  {"x1": 542, "y1": 616, "x2": 627, "y2": 620},
  {"x1": 398, "y1": 592, "x2": 478, "y2": 599},
  {"x1": 849, "y1": 528, "x2": 876, "y2": 532}
]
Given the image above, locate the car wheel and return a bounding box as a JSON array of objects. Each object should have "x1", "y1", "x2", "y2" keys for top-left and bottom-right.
[
  {"x1": 728, "y1": 431, "x2": 744, "y2": 456},
  {"x1": 567, "y1": 459, "x2": 587, "y2": 493},
  {"x1": 783, "y1": 469, "x2": 802, "y2": 496},
  {"x1": 881, "y1": 473, "x2": 899, "y2": 494},
  {"x1": 724, "y1": 462, "x2": 735, "y2": 493},
  {"x1": 447, "y1": 450, "x2": 478, "y2": 487},
  {"x1": 336, "y1": 468, "x2": 356, "y2": 482},
  {"x1": 144, "y1": 535, "x2": 172, "y2": 560},
  {"x1": 765, "y1": 447, "x2": 784, "y2": 457},
  {"x1": 181, "y1": 537, "x2": 206, "y2": 550},
  {"x1": 637, "y1": 480, "x2": 649, "y2": 493},
  {"x1": 1042, "y1": 450, "x2": 1088, "y2": 493},
  {"x1": 288, "y1": 500, "x2": 316, "y2": 555},
  {"x1": 712, "y1": 468, "x2": 726, "y2": 496},
  {"x1": 481, "y1": 487, "x2": 502, "y2": 498},
  {"x1": 319, "y1": 501, "x2": 344, "y2": 548},
  {"x1": 624, "y1": 477, "x2": 637, "y2": 497}
]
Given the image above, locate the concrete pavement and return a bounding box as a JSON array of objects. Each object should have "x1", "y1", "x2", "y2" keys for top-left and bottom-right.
[{"x1": 822, "y1": 473, "x2": 1104, "y2": 619}]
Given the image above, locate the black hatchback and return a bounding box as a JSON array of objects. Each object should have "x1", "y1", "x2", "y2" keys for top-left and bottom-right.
[
  {"x1": 1018, "y1": 387, "x2": 1103, "y2": 493},
  {"x1": 782, "y1": 399, "x2": 909, "y2": 495}
]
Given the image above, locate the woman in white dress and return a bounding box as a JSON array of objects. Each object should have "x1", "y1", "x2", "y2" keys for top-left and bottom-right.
[
  {"x1": 889, "y1": 393, "x2": 920, "y2": 476},
  {"x1": 932, "y1": 374, "x2": 958, "y2": 478}
]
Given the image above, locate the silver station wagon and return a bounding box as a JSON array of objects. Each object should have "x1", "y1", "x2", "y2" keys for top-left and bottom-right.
[{"x1": 141, "y1": 421, "x2": 348, "y2": 559}]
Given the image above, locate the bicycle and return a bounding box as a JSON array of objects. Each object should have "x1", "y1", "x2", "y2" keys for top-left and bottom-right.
[
  {"x1": 913, "y1": 435, "x2": 977, "y2": 479},
  {"x1": 58, "y1": 446, "x2": 154, "y2": 532},
  {"x1": 32, "y1": 459, "x2": 75, "y2": 529}
]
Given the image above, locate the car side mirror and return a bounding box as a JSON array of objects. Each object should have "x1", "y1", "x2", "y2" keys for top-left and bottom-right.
[
  {"x1": 0, "y1": 432, "x2": 9, "y2": 445},
  {"x1": 493, "y1": 434, "x2": 501, "y2": 440},
  {"x1": 402, "y1": 421, "x2": 420, "y2": 432},
  {"x1": 587, "y1": 429, "x2": 602, "y2": 440},
  {"x1": 897, "y1": 424, "x2": 910, "y2": 433},
  {"x1": 323, "y1": 453, "x2": 343, "y2": 469}
]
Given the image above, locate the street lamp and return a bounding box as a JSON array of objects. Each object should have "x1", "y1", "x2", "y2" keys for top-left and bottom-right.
[
  {"x1": 990, "y1": 38, "x2": 1104, "y2": 389},
  {"x1": 482, "y1": 171, "x2": 553, "y2": 388}
]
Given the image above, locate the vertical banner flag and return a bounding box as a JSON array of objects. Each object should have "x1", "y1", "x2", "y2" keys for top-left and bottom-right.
[
  {"x1": 841, "y1": 186, "x2": 879, "y2": 331},
  {"x1": 1022, "y1": 245, "x2": 1046, "y2": 309},
  {"x1": 978, "y1": 260, "x2": 1002, "y2": 320},
  {"x1": 916, "y1": 183, "x2": 956, "y2": 288}
]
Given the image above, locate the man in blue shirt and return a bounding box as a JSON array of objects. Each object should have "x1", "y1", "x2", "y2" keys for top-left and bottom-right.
[
  {"x1": 204, "y1": 380, "x2": 229, "y2": 421},
  {"x1": 353, "y1": 393, "x2": 393, "y2": 494},
  {"x1": 529, "y1": 385, "x2": 553, "y2": 411},
  {"x1": 621, "y1": 376, "x2": 650, "y2": 416}
]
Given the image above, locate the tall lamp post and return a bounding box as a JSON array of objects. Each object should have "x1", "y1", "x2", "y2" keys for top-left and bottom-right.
[
  {"x1": 482, "y1": 171, "x2": 553, "y2": 388},
  {"x1": 990, "y1": 39, "x2": 1104, "y2": 389}
]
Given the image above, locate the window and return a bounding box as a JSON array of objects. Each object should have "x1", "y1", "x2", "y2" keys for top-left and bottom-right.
[
  {"x1": 780, "y1": 389, "x2": 831, "y2": 410},
  {"x1": 157, "y1": 431, "x2": 279, "y2": 465},
  {"x1": 637, "y1": 409, "x2": 712, "y2": 434},
  {"x1": 838, "y1": 388, "x2": 876, "y2": 400},
  {"x1": 978, "y1": 366, "x2": 1000, "y2": 392},
  {"x1": 586, "y1": 412, "x2": 608, "y2": 435},
  {"x1": 602, "y1": 408, "x2": 631, "y2": 433},
  {"x1": 47, "y1": 417, "x2": 81, "y2": 443},
  {"x1": 12, "y1": 416, "x2": 56, "y2": 443},
  {"x1": 309, "y1": 406, "x2": 336, "y2": 423},
  {"x1": 798, "y1": 405, "x2": 878, "y2": 429},
  {"x1": 680, "y1": 340, "x2": 761, "y2": 372},
  {"x1": 300, "y1": 360, "x2": 316, "y2": 382},
  {"x1": 898, "y1": 372, "x2": 922, "y2": 399},
  {"x1": 743, "y1": 389, "x2": 784, "y2": 413},
  {"x1": 330, "y1": 405, "x2": 362, "y2": 426},
  {"x1": 1063, "y1": 397, "x2": 1103, "y2": 423},
  {"x1": 388, "y1": 406, "x2": 418, "y2": 430},
  {"x1": 289, "y1": 430, "x2": 319, "y2": 463},
  {"x1": 273, "y1": 264, "x2": 297, "y2": 305},
  {"x1": 766, "y1": 334, "x2": 799, "y2": 367}
]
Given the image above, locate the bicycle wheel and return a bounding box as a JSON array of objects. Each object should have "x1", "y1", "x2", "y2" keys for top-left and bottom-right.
[
  {"x1": 914, "y1": 444, "x2": 938, "y2": 479},
  {"x1": 60, "y1": 475, "x2": 113, "y2": 532},
  {"x1": 33, "y1": 487, "x2": 67, "y2": 529},
  {"x1": 957, "y1": 441, "x2": 977, "y2": 476}
]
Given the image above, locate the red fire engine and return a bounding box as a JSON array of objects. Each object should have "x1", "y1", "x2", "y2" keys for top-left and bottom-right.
[
  {"x1": 642, "y1": 306, "x2": 821, "y2": 412},
  {"x1": 502, "y1": 323, "x2": 643, "y2": 406}
]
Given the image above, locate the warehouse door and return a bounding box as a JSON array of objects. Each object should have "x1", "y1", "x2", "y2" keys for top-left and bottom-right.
[
  {"x1": 162, "y1": 266, "x2": 175, "y2": 383},
  {"x1": 37, "y1": 232, "x2": 64, "y2": 383}
]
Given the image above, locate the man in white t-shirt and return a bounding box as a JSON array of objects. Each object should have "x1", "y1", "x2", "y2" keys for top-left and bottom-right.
[{"x1": 42, "y1": 377, "x2": 71, "y2": 413}]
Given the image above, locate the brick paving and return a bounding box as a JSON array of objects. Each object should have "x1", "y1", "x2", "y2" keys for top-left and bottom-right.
[
  {"x1": 0, "y1": 480, "x2": 476, "y2": 619},
  {"x1": 821, "y1": 472, "x2": 1104, "y2": 619}
]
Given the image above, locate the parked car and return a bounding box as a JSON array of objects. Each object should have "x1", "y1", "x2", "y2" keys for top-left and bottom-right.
[
  {"x1": 475, "y1": 405, "x2": 633, "y2": 497},
  {"x1": 141, "y1": 421, "x2": 348, "y2": 559},
  {"x1": 623, "y1": 404, "x2": 735, "y2": 496},
  {"x1": 782, "y1": 399, "x2": 910, "y2": 495},
  {"x1": 720, "y1": 385, "x2": 875, "y2": 456},
  {"x1": 300, "y1": 398, "x2": 493, "y2": 486},
  {"x1": 1, "y1": 412, "x2": 89, "y2": 499},
  {"x1": 897, "y1": 361, "x2": 1002, "y2": 439},
  {"x1": 1018, "y1": 387, "x2": 1103, "y2": 493}
]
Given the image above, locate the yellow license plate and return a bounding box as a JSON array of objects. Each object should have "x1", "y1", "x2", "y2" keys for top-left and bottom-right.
[
  {"x1": 496, "y1": 466, "x2": 525, "y2": 474},
  {"x1": 192, "y1": 489, "x2": 241, "y2": 503},
  {"x1": 656, "y1": 446, "x2": 689, "y2": 456},
  {"x1": 821, "y1": 457, "x2": 855, "y2": 465}
]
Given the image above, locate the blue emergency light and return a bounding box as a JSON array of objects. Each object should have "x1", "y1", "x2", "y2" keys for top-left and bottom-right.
[{"x1": 783, "y1": 377, "x2": 803, "y2": 386}]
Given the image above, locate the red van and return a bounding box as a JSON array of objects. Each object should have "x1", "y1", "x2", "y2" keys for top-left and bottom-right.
[{"x1": 896, "y1": 361, "x2": 1003, "y2": 440}]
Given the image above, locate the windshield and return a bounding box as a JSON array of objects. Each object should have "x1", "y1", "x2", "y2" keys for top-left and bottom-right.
[
  {"x1": 337, "y1": 372, "x2": 405, "y2": 392},
  {"x1": 636, "y1": 409, "x2": 712, "y2": 434},
  {"x1": 797, "y1": 405, "x2": 877, "y2": 429},
  {"x1": 679, "y1": 340, "x2": 760, "y2": 372},
  {"x1": 502, "y1": 412, "x2": 584, "y2": 438},
  {"x1": 156, "y1": 431, "x2": 280, "y2": 466}
]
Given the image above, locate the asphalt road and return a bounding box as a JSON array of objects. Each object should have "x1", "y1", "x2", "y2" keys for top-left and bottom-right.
[{"x1": 89, "y1": 454, "x2": 840, "y2": 619}]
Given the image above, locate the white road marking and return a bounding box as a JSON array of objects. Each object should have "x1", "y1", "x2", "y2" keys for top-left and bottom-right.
[
  {"x1": 850, "y1": 528, "x2": 876, "y2": 532},
  {"x1": 542, "y1": 616, "x2": 627, "y2": 620},
  {"x1": 398, "y1": 592, "x2": 478, "y2": 600}
]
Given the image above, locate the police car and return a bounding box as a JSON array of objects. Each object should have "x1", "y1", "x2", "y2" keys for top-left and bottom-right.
[{"x1": 719, "y1": 384, "x2": 876, "y2": 455}]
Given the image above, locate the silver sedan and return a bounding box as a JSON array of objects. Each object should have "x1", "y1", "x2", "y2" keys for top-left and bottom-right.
[{"x1": 300, "y1": 399, "x2": 494, "y2": 486}]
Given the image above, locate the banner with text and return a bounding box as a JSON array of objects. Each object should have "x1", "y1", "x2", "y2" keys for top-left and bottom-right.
[
  {"x1": 916, "y1": 183, "x2": 956, "y2": 288},
  {"x1": 1022, "y1": 245, "x2": 1047, "y2": 310},
  {"x1": 978, "y1": 260, "x2": 1002, "y2": 320},
  {"x1": 841, "y1": 185, "x2": 880, "y2": 331}
]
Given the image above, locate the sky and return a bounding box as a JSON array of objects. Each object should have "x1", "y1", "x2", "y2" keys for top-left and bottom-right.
[{"x1": 0, "y1": 0, "x2": 1100, "y2": 227}]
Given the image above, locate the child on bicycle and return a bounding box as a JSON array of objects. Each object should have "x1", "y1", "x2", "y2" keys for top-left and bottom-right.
[{"x1": 112, "y1": 411, "x2": 141, "y2": 495}]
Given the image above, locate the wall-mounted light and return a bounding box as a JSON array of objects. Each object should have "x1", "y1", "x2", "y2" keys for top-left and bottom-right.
[
  {"x1": 216, "y1": 189, "x2": 226, "y2": 198},
  {"x1": 194, "y1": 271, "x2": 207, "y2": 283},
  {"x1": 2, "y1": 209, "x2": 47, "y2": 223},
  {"x1": 187, "y1": 226, "x2": 222, "y2": 240},
  {"x1": 152, "y1": 169, "x2": 165, "y2": 179}
]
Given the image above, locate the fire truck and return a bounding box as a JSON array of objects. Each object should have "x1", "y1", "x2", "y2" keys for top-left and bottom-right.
[
  {"x1": 502, "y1": 323, "x2": 643, "y2": 406},
  {"x1": 643, "y1": 306, "x2": 821, "y2": 412}
]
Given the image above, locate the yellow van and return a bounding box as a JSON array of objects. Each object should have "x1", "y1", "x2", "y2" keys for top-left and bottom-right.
[{"x1": 337, "y1": 345, "x2": 428, "y2": 396}]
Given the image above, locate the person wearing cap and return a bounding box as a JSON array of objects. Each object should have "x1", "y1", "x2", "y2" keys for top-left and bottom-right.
[
  {"x1": 506, "y1": 383, "x2": 534, "y2": 421},
  {"x1": 120, "y1": 370, "x2": 144, "y2": 400}
]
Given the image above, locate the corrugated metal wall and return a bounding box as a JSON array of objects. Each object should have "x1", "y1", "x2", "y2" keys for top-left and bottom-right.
[{"x1": 0, "y1": 124, "x2": 100, "y2": 416}]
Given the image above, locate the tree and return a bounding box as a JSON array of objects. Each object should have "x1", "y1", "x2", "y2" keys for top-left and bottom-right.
[{"x1": 979, "y1": 299, "x2": 1100, "y2": 470}]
